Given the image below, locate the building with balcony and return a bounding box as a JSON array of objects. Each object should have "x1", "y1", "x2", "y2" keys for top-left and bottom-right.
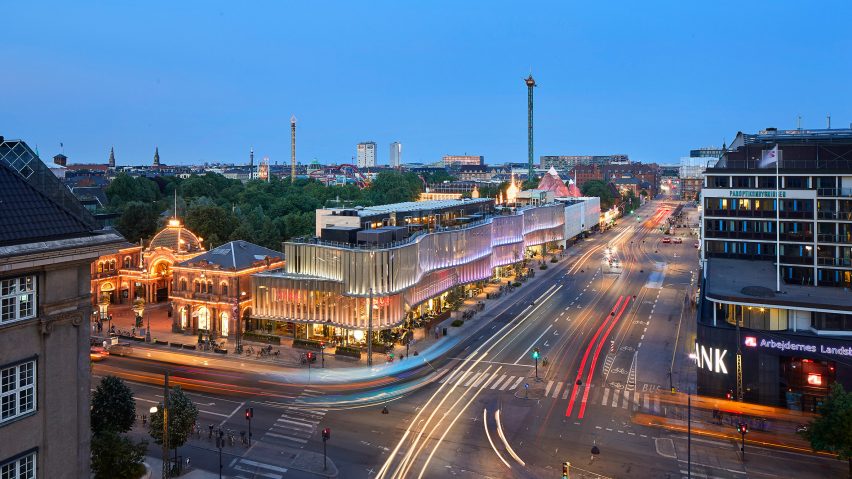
[
  {"x1": 697, "y1": 127, "x2": 852, "y2": 410},
  {"x1": 1, "y1": 137, "x2": 126, "y2": 477},
  {"x1": 251, "y1": 198, "x2": 565, "y2": 344},
  {"x1": 169, "y1": 240, "x2": 283, "y2": 341}
]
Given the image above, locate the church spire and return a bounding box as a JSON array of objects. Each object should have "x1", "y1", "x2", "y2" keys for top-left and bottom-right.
[
  {"x1": 153, "y1": 147, "x2": 160, "y2": 168},
  {"x1": 108, "y1": 146, "x2": 115, "y2": 168}
]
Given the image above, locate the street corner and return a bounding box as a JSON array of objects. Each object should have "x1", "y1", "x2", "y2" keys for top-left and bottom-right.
[{"x1": 290, "y1": 450, "x2": 340, "y2": 478}]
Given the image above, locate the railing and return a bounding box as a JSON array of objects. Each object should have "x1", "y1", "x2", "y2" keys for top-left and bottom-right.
[
  {"x1": 817, "y1": 257, "x2": 852, "y2": 267},
  {"x1": 818, "y1": 234, "x2": 852, "y2": 244},
  {"x1": 818, "y1": 211, "x2": 852, "y2": 221},
  {"x1": 779, "y1": 256, "x2": 814, "y2": 265},
  {"x1": 817, "y1": 188, "x2": 852, "y2": 198}
]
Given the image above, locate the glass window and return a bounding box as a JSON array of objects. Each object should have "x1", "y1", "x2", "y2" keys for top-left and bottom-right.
[
  {"x1": 0, "y1": 451, "x2": 35, "y2": 479},
  {"x1": 0, "y1": 360, "x2": 37, "y2": 424},
  {"x1": 0, "y1": 276, "x2": 37, "y2": 325}
]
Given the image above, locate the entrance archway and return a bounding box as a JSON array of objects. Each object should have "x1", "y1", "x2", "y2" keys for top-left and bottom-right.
[
  {"x1": 197, "y1": 306, "x2": 210, "y2": 331},
  {"x1": 180, "y1": 307, "x2": 189, "y2": 329}
]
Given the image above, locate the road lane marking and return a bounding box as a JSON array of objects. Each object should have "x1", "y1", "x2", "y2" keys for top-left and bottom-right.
[
  {"x1": 562, "y1": 387, "x2": 570, "y2": 399},
  {"x1": 463, "y1": 372, "x2": 482, "y2": 387},
  {"x1": 552, "y1": 382, "x2": 563, "y2": 398},
  {"x1": 509, "y1": 377, "x2": 524, "y2": 390},
  {"x1": 544, "y1": 381, "x2": 554, "y2": 397},
  {"x1": 472, "y1": 372, "x2": 491, "y2": 388},
  {"x1": 601, "y1": 388, "x2": 610, "y2": 406},
  {"x1": 490, "y1": 374, "x2": 508, "y2": 390},
  {"x1": 513, "y1": 324, "x2": 553, "y2": 364},
  {"x1": 634, "y1": 392, "x2": 640, "y2": 411},
  {"x1": 622, "y1": 392, "x2": 629, "y2": 409},
  {"x1": 277, "y1": 417, "x2": 316, "y2": 428},
  {"x1": 644, "y1": 395, "x2": 650, "y2": 409},
  {"x1": 266, "y1": 431, "x2": 308, "y2": 444},
  {"x1": 611, "y1": 389, "x2": 620, "y2": 407}
]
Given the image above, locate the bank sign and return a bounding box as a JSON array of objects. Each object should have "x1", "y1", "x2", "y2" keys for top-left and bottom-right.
[
  {"x1": 694, "y1": 342, "x2": 728, "y2": 374},
  {"x1": 728, "y1": 190, "x2": 787, "y2": 198},
  {"x1": 744, "y1": 335, "x2": 852, "y2": 359}
]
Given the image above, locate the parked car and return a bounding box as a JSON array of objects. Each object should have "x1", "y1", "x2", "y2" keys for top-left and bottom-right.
[
  {"x1": 662, "y1": 237, "x2": 672, "y2": 244},
  {"x1": 694, "y1": 242, "x2": 700, "y2": 248},
  {"x1": 673, "y1": 237, "x2": 683, "y2": 244}
]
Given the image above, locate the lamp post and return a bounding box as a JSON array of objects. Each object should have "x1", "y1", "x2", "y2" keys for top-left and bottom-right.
[{"x1": 133, "y1": 297, "x2": 147, "y2": 342}]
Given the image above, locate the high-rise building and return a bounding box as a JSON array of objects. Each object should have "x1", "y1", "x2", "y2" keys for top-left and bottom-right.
[
  {"x1": 442, "y1": 155, "x2": 484, "y2": 167},
  {"x1": 389, "y1": 142, "x2": 402, "y2": 168},
  {"x1": 697, "y1": 127, "x2": 852, "y2": 410},
  {"x1": 0, "y1": 137, "x2": 126, "y2": 478},
  {"x1": 357, "y1": 141, "x2": 376, "y2": 168},
  {"x1": 540, "y1": 155, "x2": 629, "y2": 170}
]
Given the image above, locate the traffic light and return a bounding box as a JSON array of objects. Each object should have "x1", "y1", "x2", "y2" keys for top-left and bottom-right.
[
  {"x1": 307, "y1": 352, "x2": 315, "y2": 361},
  {"x1": 726, "y1": 390, "x2": 733, "y2": 400},
  {"x1": 737, "y1": 423, "x2": 748, "y2": 435},
  {"x1": 245, "y1": 407, "x2": 253, "y2": 420},
  {"x1": 532, "y1": 348, "x2": 540, "y2": 360},
  {"x1": 322, "y1": 427, "x2": 331, "y2": 440},
  {"x1": 562, "y1": 461, "x2": 570, "y2": 479}
]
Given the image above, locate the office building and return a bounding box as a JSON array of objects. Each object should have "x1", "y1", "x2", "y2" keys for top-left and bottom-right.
[
  {"x1": 680, "y1": 147, "x2": 722, "y2": 201},
  {"x1": 697, "y1": 127, "x2": 852, "y2": 410},
  {"x1": 540, "y1": 155, "x2": 629, "y2": 170},
  {"x1": 442, "y1": 155, "x2": 484, "y2": 167},
  {"x1": 357, "y1": 142, "x2": 376, "y2": 168},
  {"x1": 0, "y1": 137, "x2": 126, "y2": 477},
  {"x1": 390, "y1": 142, "x2": 402, "y2": 168}
]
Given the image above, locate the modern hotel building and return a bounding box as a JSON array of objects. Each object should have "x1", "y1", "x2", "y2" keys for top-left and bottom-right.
[
  {"x1": 251, "y1": 198, "x2": 568, "y2": 342},
  {"x1": 697, "y1": 128, "x2": 852, "y2": 410}
]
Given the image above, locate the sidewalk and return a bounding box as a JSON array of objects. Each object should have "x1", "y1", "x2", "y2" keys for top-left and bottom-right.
[{"x1": 97, "y1": 247, "x2": 585, "y2": 384}]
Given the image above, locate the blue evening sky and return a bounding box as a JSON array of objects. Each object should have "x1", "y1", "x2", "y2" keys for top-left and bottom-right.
[{"x1": 2, "y1": 1, "x2": 851, "y2": 167}]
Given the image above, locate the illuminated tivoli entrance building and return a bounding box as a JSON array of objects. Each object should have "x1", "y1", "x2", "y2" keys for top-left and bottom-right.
[{"x1": 251, "y1": 198, "x2": 565, "y2": 344}]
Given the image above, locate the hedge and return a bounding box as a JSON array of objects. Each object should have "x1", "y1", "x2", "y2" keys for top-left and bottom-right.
[
  {"x1": 335, "y1": 346, "x2": 362, "y2": 359},
  {"x1": 451, "y1": 319, "x2": 464, "y2": 327},
  {"x1": 292, "y1": 338, "x2": 323, "y2": 351},
  {"x1": 243, "y1": 332, "x2": 282, "y2": 345}
]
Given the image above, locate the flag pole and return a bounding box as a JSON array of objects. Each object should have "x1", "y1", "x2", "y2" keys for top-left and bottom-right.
[{"x1": 775, "y1": 144, "x2": 781, "y2": 293}]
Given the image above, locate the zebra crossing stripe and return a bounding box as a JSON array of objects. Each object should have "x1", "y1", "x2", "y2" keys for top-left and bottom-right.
[
  {"x1": 602, "y1": 387, "x2": 610, "y2": 406},
  {"x1": 653, "y1": 396, "x2": 661, "y2": 413},
  {"x1": 490, "y1": 374, "x2": 508, "y2": 390},
  {"x1": 544, "y1": 380, "x2": 554, "y2": 397},
  {"x1": 463, "y1": 372, "x2": 482, "y2": 387},
  {"x1": 562, "y1": 386, "x2": 571, "y2": 399},
  {"x1": 633, "y1": 391, "x2": 640, "y2": 410},
  {"x1": 611, "y1": 389, "x2": 620, "y2": 408},
  {"x1": 472, "y1": 372, "x2": 491, "y2": 388},
  {"x1": 441, "y1": 368, "x2": 462, "y2": 384},
  {"x1": 509, "y1": 376, "x2": 525, "y2": 390},
  {"x1": 622, "y1": 392, "x2": 629, "y2": 409},
  {"x1": 552, "y1": 382, "x2": 563, "y2": 398},
  {"x1": 266, "y1": 431, "x2": 308, "y2": 444},
  {"x1": 499, "y1": 376, "x2": 516, "y2": 391}
]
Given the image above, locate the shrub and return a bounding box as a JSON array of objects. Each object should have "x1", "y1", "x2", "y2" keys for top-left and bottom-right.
[
  {"x1": 91, "y1": 430, "x2": 147, "y2": 479},
  {"x1": 335, "y1": 346, "x2": 362, "y2": 359},
  {"x1": 451, "y1": 319, "x2": 464, "y2": 327},
  {"x1": 243, "y1": 332, "x2": 282, "y2": 345},
  {"x1": 293, "y1": 338, "x2": 322, "y2": 350},
  {"x1": 512, "y1": 282, "x2": 522, "y2": 288},
  {"x1": 550, "y1": 257, "x2": 558, "y2": 263},
  {"x1": 540, "y1": 264, "x2": 548, "y2": 270}
]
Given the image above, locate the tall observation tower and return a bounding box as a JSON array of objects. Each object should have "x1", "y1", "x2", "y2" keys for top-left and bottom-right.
[
  {"x1": 290, "y1": 116, "x2": 297, "y2": 184},
  {"x1": 525, "y1": 74, "x2": 536, "y2": 181}
]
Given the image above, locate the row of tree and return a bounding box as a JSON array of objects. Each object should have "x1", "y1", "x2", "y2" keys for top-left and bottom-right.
[{"x1": 107, "y1": 171, "x2": 425, "y2": 249}]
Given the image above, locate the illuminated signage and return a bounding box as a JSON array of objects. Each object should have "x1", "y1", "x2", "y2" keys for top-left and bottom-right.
[
  {"x1": 728, "y1": 190, "x2": 787, "y2": 198},
  {"x1": 807, "y1": 373, "x2": 822, "y2": 386},
  {"x1": 694, "y1": 342, "x2": 728, "y2": 374},
  {"x1": 743, "y1": 337, "x2": 852, "y2": 358},
  {"x1": 744, "y1": 336, "x2": 757, "y2": 347}
]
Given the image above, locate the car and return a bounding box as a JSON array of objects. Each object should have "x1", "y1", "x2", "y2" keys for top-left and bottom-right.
[
  {"x1": 662, "y1": 237, "x2": 671, "y2": 244},
  {"x1": 673, "y1": 237, "x2": 683, "y2": 244},
  {"x1": 694, "y1": 242, "x2": 700, "y2": 248},
  {"x1": 90, "y1": 345, "x2": 109, "y2": 362}
]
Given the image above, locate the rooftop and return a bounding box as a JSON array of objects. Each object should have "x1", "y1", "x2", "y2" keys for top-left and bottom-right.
[
  {"x1": 743, "y1": 128, "x2": 852, "y2": 145},
  {"x1": 177, "y1": 240, "x2": 282, "y2": 271},
  {"x1": 705, "y1": 258, "x2": 852, "y2": 312},
  {"x1": 328, "y1": 198, "x2": 493, "y2": 217}
]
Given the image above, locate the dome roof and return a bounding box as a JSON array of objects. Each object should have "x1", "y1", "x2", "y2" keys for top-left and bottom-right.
[{"x1": 148, "y1": 219, "x2": 204, "y2": 253}]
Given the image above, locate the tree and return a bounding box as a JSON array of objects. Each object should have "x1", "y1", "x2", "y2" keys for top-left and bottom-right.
[
  {"x1": 91, "y1": 430, "x2": 147, "y2": 479},
  {"x1": 91, "y1": 376, "x2": 136, "y2": 435},
  {"x1": 420, "y1": 169, "x2": 456, "y2": 184},
  {"x1": 366, "y1": 171, "x2": 422, "y2": 205},
  {"x1": 149, "y1": 386, "x2": 199, "y2": 466},
  {"x1": 801, "y1": 383, "x2": 852, "y2": 477},
  {"x1": 581, "y1": 180, "x2": 614, "y2": 209},
  {"x1": 185, "y1": 204, "x2": 238, "y2": 248},
  {"x1": 115, "y1": 201, "x2": 160, "y2": 243}
]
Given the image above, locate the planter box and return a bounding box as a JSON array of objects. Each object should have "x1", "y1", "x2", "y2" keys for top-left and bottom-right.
[
  {"x1": 213, "y1": 348, "x2": 228, "y2": 354},
  {"x1": 243, "y1": 332, "x2": 282, "y2": 345},
  {"x1": 182, "y1": 344, "x2": 197, "y2": 351},
  {"x1": 334, "y1": 347, "x2": 362, "y2": 359},
  {"x1": 293, "y1": 338, "x2": 322, "y2": 351},
  {"x1": 154, "y1": 339, "x2": 168, "y2": 345},
  {"x1": 169, "y1": 342, "x2": 183, "y2": 349}
]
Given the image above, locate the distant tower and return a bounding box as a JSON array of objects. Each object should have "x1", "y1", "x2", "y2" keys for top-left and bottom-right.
[
  {"x1": 525, "y1": 74, "x2": 536, "y2": 181},
  {"x1": 259, "y1": 156, "x2": 270, "y2": 182},
  {"x1": 249, "y1": 147, "x2": 254, "y2": 180},
  {"x1": 290, "y1": 116, "x2": 297, "y2": 184},
  {"x1": 389, "y1": 141, "x2": 402, "y2": 168},
  {"x1": 108, "y1": 146, "x2": 115, "y2": 168},
  {"x1": 153, "y1": 147, "x2": 160, "y2": 168}
]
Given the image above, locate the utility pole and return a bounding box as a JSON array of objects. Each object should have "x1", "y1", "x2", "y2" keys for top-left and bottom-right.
[
  {"x1": 235, "y1": 276, "x2": 242, "y2": 354},
  {"x1": 368, "y1": 287, "x2": 374, "y2": 366},
  {"x1": 321, "y1": 427, "x2": 331, "y2": 470},
  {"x1": 216, "y1": 429, "x2": 224, "y2": 479},
  {"x1": 525, "y1": 74, "x2": 537, "y2": 181},
  {"x1": 162, "y1": 371, "x2": 170, "y2": 479},
  {"x1": 245, "y1": 407, "x2": 253, "y2": 446}
]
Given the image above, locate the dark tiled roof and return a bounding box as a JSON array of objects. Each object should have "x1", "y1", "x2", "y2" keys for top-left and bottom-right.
[
  {"x1": 0, "y1": 161, "x2": 94, "y2": 246},
  {"x1": 177, "y1": 240, "x2": 282, "y2": 271}
]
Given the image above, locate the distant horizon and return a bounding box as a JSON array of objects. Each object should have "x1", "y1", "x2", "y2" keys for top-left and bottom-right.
[{"x1": 4, "y1": 2, "x2": 851, "y2": 168}]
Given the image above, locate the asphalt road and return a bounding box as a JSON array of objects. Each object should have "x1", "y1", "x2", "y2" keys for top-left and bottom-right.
[{"x1": 94, "y1": 200, "x2": 846, "y2": 479}]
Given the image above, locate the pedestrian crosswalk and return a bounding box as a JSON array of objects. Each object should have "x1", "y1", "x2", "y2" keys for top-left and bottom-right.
[
  {"x1": 233, "y1": 458, "x2": 288, "y2": 479},
  {"x1": 437, "y1": 368, "x2": 663, "y2": 413}
]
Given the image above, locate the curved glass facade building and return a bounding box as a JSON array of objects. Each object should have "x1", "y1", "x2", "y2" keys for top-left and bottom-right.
[{"x1": 252, "y1": 201, "x2": 565, "y2": 333}]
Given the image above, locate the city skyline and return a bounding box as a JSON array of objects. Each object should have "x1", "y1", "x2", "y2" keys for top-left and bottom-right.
[{"x1": 3, "y1": 1, "x2": 852, "y2": 168}]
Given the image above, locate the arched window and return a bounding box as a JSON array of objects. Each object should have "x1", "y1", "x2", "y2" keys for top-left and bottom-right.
[
  {"x1": 179, "y1": 278, "x2": 187, "y2": 291},
  {"x1": 221, "y1": 283, "x2": 229, "y2": 296},
  {"x1": 194, "y1": 281, "x2": 201, "y2": 293},
  {"x1": 207, "y1": 281, "x2": 214, "y2": 294},
  {"x1": 97, "y1": 262, "x2": 104, "y2": 273},
  {"x1": 197, "y1": 307, "x2": 210, "y2": 330},
  {"x1": 109, "y1": 259, "x2": 116, "y2": 271},
  {"x1": 123, "y1": 256, "x2": 131, "y2": 269}
]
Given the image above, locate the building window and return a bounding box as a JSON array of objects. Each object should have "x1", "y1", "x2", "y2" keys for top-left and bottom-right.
[
  {"x1": 1, "y1": 360, "x2": 36, "y2": 424},
  {"x1": 0, "y1": 450, "x2": 36, "y2": 479},
  {"x1": 123, "y1": 256, "x2": 132, "y2": 269},
  {"x1": 221, "y1": 283, "x2": 228, "y2": 296},
  {"x1": 179, "y1": 279, "x2": 187, "y2": 291},
  {"x1": 0, "y1": 276, "x2": 36, "y2": 325}
]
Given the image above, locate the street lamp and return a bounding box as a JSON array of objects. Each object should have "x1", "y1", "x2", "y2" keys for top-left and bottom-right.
[
  {"x1": 133, "y1": 297, "x2": 147, "y2": 341},
  {"x1": 98, "y1": 293, "x2": 110, "y2": 333}
]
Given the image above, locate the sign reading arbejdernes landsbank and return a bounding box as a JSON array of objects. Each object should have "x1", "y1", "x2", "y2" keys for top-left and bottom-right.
[{"x1": 728, "y1": 190, "x2": 787, "y2": 198}]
